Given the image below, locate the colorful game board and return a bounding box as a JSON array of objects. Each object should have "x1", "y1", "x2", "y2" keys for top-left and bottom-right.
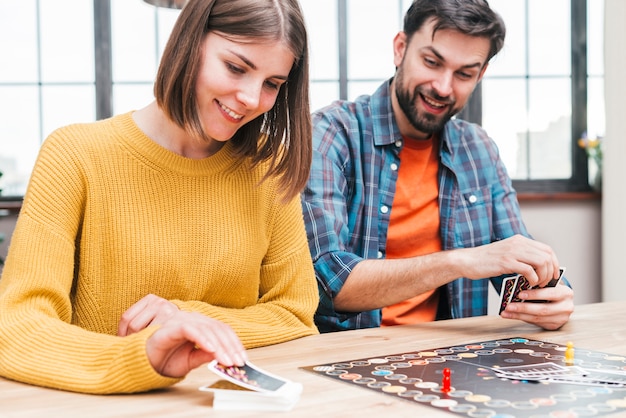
[{"x1": 302, "y1": 337, "x2": 626, "y2": 417}]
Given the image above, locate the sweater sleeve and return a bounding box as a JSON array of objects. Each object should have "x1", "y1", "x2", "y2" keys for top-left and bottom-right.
[
  {"x1": 174, "y1": 195, "x2": 319, "y2": 348},
  {"x1": 0, "y1": 130, "x2": 179, "y2": 394}
]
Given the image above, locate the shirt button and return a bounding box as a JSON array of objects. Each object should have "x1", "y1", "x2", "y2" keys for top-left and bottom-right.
[
  {"x1": 390, "y1": 163, "x2": 398, "y2": 171},
  {"x1": 395, "y1": 140, "x2": 402, "y2": 148},
  {"x1": 468, "y1": 195, "x2": 477, "y2": 204},
  {"x1": 377, "y1": 251, "x2": 383, "y2": 259},
  {"x1": 380, "y1": 205, "x2": 389, "y2": 214}
]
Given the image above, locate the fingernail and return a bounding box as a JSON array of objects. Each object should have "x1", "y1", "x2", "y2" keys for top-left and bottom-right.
[{"x1": 235, "y1": 353, "x2": 246, "y2": 366}]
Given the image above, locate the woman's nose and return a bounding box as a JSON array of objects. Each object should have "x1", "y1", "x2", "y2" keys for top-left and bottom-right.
[{"x1": 236, "y1": 79, "x2": 262, "y2": 109}]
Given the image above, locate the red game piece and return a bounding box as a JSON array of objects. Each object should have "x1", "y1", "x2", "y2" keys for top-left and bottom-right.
[{"x1": 441, "y1": 367, "x2": 451, "y2": 392}]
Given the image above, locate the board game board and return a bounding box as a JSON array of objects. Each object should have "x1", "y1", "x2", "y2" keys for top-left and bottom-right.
[{"x1": 302, "y1": 337, "x2": 626, "y2": 417}]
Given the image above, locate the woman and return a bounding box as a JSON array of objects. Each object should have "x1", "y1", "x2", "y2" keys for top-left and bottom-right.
[{"x1": 0, "y1": 0, "x2": 317, "y2": 394}]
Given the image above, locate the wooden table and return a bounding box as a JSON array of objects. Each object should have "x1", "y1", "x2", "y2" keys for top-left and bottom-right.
[{"x1": 2, "y1": 301, "x2": 626, "y2": 417}]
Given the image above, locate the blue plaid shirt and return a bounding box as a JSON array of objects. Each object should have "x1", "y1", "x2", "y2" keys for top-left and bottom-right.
[{"x1": 302, "y1": 79, "x2": 530, "y2": 333}]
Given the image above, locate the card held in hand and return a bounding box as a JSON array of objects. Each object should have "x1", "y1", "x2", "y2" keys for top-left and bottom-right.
[
  {"x1": 498, "y1": 275, "x2": 519, "y2": 314},
  {"x1": 499, "y1": 267, "x2": 566, "y2": 314}
]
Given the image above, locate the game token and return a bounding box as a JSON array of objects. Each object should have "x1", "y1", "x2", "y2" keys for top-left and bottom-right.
[
  {"x1": 441, "y1": 368, "x2": 451, "y2": 392},
  {"x1": 565, "y1": 341, "x2": 575, "y2": 365}
]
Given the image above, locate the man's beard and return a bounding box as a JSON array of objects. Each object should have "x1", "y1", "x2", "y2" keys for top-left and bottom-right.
[{"x1": 394, "y1": 67, "x2": 459, "y2": 136}]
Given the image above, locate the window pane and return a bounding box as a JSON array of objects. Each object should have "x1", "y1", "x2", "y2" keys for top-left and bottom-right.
[
  {"x1": 156, "y1": 7, "x2": 180, "y2": 58},
  {"x1": 528, "y1": 78, "x2": 571, "y2": 179},
  {"x1": 113, "y1": 84, "x2": 154, "y2": 115},
  {"x1": 41, "y1": 85, "x2": 95, "y2": 139},
  {"x1": 588, "y1": 77, "x2": 605, "y2": 137},
  {"x1": 112, "y1": 1, "x2": 178, "y2": 114},
  {"x1": 310, "y1": 81, "x2": 339, "y2": 113},
  {"x1": 348, "y1": 81, "x2": 385, "y2": 102},
  {"x1": 0, "y1": 86, "x2": 41, "y2": 196},
  {"x1": 111, "y1": 0, "x2": 160, "y2": 82},
  {"x1": 487, "y1": 0, "x2": 526, "y2": 76},
  {"x1": 0, "y1": 0, "x2": 38, "y2": 82},
  {"x1": 482, "y1": 79, "x2": 528, "y2": 178},
  {"x1": 484, "y1": 78, "x2": 572, "y2": 181},
  {"x1": 302, "y1": 0, "x2": 338, "y2": 81},
  {"x1": 40, "y1": 0, "x2": 94, "y2": 83},
  {"x1": 346, "y1": 0, "x2": 401, "y2": 80},
  {"x1": 588, "y1": 0, "x2": 604, "y2": 76},
  {"x1": 528, "y1": 0, "x2": 570, "y2": 76}
]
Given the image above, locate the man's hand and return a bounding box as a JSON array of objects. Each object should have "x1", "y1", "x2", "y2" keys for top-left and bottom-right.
[
  {"x1": 461, "y1": 234, "x2": 561, "y2": 288},
  {"x1": 501, "y1": 283, "x2": 574, "y2": 330}
]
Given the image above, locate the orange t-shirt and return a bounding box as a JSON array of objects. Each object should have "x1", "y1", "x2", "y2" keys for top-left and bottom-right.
[{"x1": 381, "y1": 135, "x2": 442, "y2": 326}]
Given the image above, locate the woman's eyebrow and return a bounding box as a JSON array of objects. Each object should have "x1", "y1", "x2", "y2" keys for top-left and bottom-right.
[{"x1": 227, "y1": 49, "x2": 289, "y2": 80}]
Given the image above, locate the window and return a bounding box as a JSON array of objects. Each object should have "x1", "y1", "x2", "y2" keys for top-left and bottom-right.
[
  {"x1": 482, "y1": 0, "x2": 604, "y2": 192},
  {"x1": 0, "y1": 0, "x2": 603, "y2": 196},
  {"x1": 0, "y1": 0, "x2": 96, "y2": 196}
]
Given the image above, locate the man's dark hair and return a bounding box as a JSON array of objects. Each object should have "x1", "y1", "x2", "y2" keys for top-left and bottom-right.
[{"x1": 403, "y1": 0, "x2": 506, "y2": 63}]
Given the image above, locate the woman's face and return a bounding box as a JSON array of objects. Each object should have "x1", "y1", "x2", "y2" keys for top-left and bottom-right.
[{"x1": 195, "y1": 32, "x2": 295, "y2": 142}]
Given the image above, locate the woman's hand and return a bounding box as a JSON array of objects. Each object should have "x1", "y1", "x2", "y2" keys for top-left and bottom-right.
[
  {"x1": 118, "y1": 294, "x2": 247, "y2": 378},
  {"x1": 145, "y1": 310, "x2": 247, "y2": 378},
  {"x1": 118, "y1": 294, "x2": 181, "y2": 336}
]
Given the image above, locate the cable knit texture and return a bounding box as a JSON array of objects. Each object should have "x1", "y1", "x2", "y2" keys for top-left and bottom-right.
[{"x1": 0, "y1": 112, "x2": 318, "y2": 394}]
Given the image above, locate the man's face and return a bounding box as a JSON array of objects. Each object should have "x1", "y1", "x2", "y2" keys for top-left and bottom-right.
[{"x1": 392, "y1": 19, "x2": 491, "y2": 139}]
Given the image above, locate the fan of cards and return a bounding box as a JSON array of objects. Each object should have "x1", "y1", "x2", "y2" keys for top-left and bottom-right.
[{"x1": 498, "y1": 267, "x2": 566, "y2": 314}]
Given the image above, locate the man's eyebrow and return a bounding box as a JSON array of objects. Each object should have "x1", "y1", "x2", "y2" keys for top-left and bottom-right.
[
  {"x1": 422, "y1": 46, "x2": 483, "y2": 70},
  {"x1": 227, "y1": 49, "x2": 290, "y2": 80}
]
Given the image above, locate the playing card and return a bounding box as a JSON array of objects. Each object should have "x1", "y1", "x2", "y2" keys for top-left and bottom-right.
[
  {"x1": 207, "y1": 360, "x2": 290, "y2": 393},
  {"x1": 499, "y1": 267, "x2": 566, "y2": 313},
  {"x1": 498, "y1": 275, "x2": 519, "y2": 314},
  {"x1": 509, "y1": 275, "x2": 533, "y2": 303},
  {"x1": 540, "y1": 267, "x2": 566, "y2": 289}
]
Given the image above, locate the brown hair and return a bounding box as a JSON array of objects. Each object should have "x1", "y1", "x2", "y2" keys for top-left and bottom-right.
[
  {"x1": 154, "y1": 0, "x2": 311, "y2": 202},
  {"x1": 403, "y1": 0, "x2": 506, "y2": 65}
]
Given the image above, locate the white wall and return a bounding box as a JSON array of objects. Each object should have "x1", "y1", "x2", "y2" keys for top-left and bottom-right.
[
  {"x1": 602, "y1": 0, "x2": 626, "y2": 302},
  {"x1": 520, "y1": 199, "x2": 602, "y2": 306}
]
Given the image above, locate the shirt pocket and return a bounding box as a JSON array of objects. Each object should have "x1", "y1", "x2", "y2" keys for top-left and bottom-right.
[{"x1": 453, "y1": 185, "x2": 494, "y2": 247}]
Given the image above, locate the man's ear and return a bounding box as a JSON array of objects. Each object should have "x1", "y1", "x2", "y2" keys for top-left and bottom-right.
[{"x1": 393, "y1": 32, "x2": 408, "y2": 68}]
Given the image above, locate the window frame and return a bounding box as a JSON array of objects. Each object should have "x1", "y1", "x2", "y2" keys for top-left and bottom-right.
[{"x1": 2, "y1": 0, "x2": 595, "y2": 200}]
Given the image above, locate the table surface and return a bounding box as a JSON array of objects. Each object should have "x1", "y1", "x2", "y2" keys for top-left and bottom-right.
[{"x1": 2, "y1": 301, "x2": 626, "y2": 418}]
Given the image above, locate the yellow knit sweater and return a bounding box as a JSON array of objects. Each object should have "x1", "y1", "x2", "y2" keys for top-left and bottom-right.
[{"x1": 0, "y1": 112, "x2": 318, "y2": 394}]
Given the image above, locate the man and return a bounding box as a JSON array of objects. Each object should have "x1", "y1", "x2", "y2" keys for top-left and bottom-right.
[{"x1": 301, "y1": 0, "x2": 574, "y2": 333}]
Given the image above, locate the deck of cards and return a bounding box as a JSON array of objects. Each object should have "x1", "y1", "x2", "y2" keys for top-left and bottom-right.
[
  {"x1": 199, "y1": 360, "x2": 302, "y2": 411},
  {"x1": 498, "y1": 267, "x2": 566, "y2": 314}
]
